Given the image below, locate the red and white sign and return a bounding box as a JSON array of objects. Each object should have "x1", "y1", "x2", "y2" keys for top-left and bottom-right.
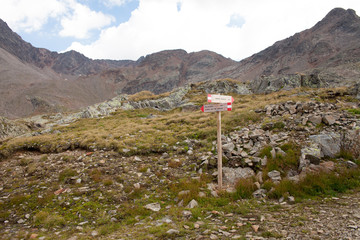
[
  {"x1": 207, "y1": 94, "x2": 234, "y2": 103},
  {"x1": 201, "y1": 103, "x2": 232, "y2": 112}
]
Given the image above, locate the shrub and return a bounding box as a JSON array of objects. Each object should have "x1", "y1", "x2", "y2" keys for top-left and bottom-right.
[{"x1": 232, "y1": 178, "x2": 257, "y2": 199}]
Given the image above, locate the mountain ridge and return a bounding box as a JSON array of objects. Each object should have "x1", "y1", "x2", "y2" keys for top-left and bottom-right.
[{"x1": 1, "y1": 8, "x2": 360, "y2": 118}]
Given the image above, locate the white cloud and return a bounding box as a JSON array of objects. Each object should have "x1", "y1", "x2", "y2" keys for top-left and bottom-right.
[
  {"x1": 0, "y1": 0, "x2": 114, "y2": 39},
  {"x1": 103, "y1": 0, "x2": 132, "y2": 7},
  {"x1": 65, "y1": 0, "x2": 360, "y2": 61},
  {"x1": 0, "y1": 0, "x2": 66, "y2": 32},
  {"x1": 59, "y1": 0, "x2": 115, "y2": 39}
]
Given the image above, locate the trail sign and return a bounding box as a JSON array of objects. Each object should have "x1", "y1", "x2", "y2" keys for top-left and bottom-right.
[
  {"x1": 201, "y1": 94, "x2": 234, "y2": 190},
  {"x1": 200, "y1": 103, "x2": 232, "y2": 112},
  {"x1": 207, "y1": 94, "x2": 234, "y2": 103}
]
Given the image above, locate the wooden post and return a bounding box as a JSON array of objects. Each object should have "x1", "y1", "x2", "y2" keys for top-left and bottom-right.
[{"x1": 217, "y1": 111, "x2": 222, "y2": 189}]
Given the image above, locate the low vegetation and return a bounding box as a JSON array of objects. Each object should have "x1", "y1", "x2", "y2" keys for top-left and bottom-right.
[{"x1": 0, "y1": 86, "x2": 359, "y2": 239}]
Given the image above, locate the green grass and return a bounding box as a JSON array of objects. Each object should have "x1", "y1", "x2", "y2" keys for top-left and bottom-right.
[
  {"x1": 268, "y1": 168, "x2": 360, "y2": 199},
  {"x1": 347, "y1": 108, "x2": 360, "y2": 115}
]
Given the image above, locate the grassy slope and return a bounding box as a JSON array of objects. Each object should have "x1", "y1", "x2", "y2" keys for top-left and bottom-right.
[{"x1": 0, "y1": 86, "x2": 360, "y2": 239}]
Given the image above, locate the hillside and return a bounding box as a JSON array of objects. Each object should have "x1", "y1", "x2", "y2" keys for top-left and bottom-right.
[
  {"x1": 1, "y1": 8, "x2": 360, "y2": 118},
  {"x1": 0, "y1": 81, "x2": 360, "y2": 239}
]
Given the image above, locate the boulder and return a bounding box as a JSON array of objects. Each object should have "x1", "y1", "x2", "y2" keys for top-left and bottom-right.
[
  {"x1": 299, "y1": 143, "x2": 322, "y2": 170},
  {"x1": 309, "y1": 133, "x2": 341, "y2": 158},
  {"x1": 267, "y1": 170, "x2": 281, "y2": 182},
  {"x1": 222, "y1": 167, "x2": 255, "y2": 185}
]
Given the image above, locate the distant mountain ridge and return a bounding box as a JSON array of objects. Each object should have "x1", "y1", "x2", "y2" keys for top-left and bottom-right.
[{"x1": 0, "y1": 8, "x2": 360, "y2": 118}]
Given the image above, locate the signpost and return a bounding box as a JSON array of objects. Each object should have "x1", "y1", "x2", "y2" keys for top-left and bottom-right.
[{"x1": 201, "y1": 94, "x2": 234, "y2": 189}]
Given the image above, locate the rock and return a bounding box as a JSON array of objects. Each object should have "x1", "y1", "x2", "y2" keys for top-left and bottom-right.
[
  {"x1": 261, "y1": 156, "x2": 267, "y2": 167},
  {"x1": 186, "y1": 199, "x2": 198, "y2": 209},
  {"x1": 29, "y1": 234, "x2": 39, "y2": 239},
  {"x1": 253, "y1": 189, "x2": 267, "y2": 198},
  {"x1": 346, "y1": 161, "x2": 358, "y2": 169},
  {"x1": 251, "y1": 225, "x2": 260, "y2": 232},
  {"x1": 91, "y1": 231, "x2": 98, "y2": 237},
  {"x1": 183, "y1": 210, "x2": 192, "y2": 217},
  {"x1": 166, "y1": 229, "x2": 179, "y2": 234},
  {"x1": 309, "y1": 132, "x2": 341, "y2": 158},
  {"x1": 268, "y1": 170, "x2": 281, "y2": 182},
  {"x1": 222, "y1": 142, "x2": 235, "y2": 152},
  {"x1": 308, "y1": 115, "x2": 322, "y2": 125},
  {"x1": 134, "y1": 156, "x2": 141, "y2": 162},
  {"x1": 145, "y1": 203, "x2": 161, "y2": 212},
  {"x1": 322, "y1": 115, "x2": 336, "y2": 125},
  {"x1": 288, "y1": 196, "x2": 295, "y2": 203},
  {"x1": 210, "y1": 234, "x2": 219, "y2": 240},
  {"x1": 198, "y1": 192, "x2": 206, "y2": 197},
  {"x1": 178, "y1": 190, "x2": 190, "y2": 197},
  {"x1": 134, "y1": 183, "x2": 141, "y2": 189},
  {"x1": 299, "y1": 143, "x2": 322, "y2": 170},
  {"x1": 270, "y1": 148, "x2": 276, "y2": 159},
  {"x1": 222, "y1": 167, "x2": 255, "y2": 185}
]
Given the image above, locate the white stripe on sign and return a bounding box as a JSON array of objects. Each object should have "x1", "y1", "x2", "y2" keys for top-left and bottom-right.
[{"x1": 207, "y1": 94, "x2": 234, "y2": 103}]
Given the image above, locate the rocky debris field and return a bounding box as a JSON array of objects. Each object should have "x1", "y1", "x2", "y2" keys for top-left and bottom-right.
[{"x1": 1, "y1": 88, "x2": 360, "y2": 239}]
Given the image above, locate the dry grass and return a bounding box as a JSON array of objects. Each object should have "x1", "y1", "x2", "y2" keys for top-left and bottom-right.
[
  {"x1": 128, "y1": 90, "x2": 171, "y2": 102},
  {"x1": 0, "y1": 86, "x2": 354, "y2": 159}
]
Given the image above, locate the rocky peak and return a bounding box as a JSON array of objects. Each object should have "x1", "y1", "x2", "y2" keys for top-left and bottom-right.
[{"x1": 313, "y1": 8, "x2": 360, "y2": 33}]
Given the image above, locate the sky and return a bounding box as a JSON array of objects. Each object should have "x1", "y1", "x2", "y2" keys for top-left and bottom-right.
[{"x1": 1, "y1": 0, "x2": 360, "y2": 61}]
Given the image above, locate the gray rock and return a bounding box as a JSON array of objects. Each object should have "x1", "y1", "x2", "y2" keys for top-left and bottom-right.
[
  {"x1": 299, "y1": 143, "x2": 322, "y2": 170},
  {"x1": 166, "y1": 229, "x2": 179, "y2": 234},
  {"x1": 222, "y1": 142, "x2": 235, "y2": 152},
  {"x1": 186, "y1": 199, "x2": 198, "y2": 209},
  {"x1": 222, "y1": 167, "x2": 255, "y2": 185},
  {"x1": 322, "y1": 115, "x2": 336, "y2": 125},
  {"x1": 253, "y1": 189, "x2": 267, "y2": 198},
  {"x1": 268, "y1": 170, "x2": 281, "y2": 182},
  {"x1": 346, "y1": 161, "x2": 358, "y2": 169},
  {"x1": 309, "y1": 132, "x2": 341, "y2": 158},
  {"x1": 145, "y1": 203, "x2": 161, "y2": 212},
  {"x1": 308, "y1": 115, "x2": 322, "y2": 125}
]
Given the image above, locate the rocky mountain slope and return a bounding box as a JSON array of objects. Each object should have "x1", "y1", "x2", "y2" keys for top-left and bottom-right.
[{"x1": 1, "y1": 8, "x2": 360, "y2": 119}]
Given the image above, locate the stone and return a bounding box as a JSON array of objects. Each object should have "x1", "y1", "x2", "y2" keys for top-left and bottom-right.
[
  {"x1": 270, "y1": 148, "x2": 276, "y2": 159},
  {"x1": 251, "y1": 225, "x2": 260, "y2": 232},
  {"x1": 134, "y1": 156, "x2": 141, "y2": 162},
  {"x1": 186, "y1": 199, "x2": 199, "y2": 209},
  {"x1": 91, "y1": 231, "x2": 98, "y2": 237},
  {"x1": 222, "y1": 142, "x2": 235, "y2": 152},
  {"x1": 145, "y1": 203, "x2": 161, "y2": 212},
  {"x1": 198, "y1": 192, "x2": 206, "y2": 197},
  {"x1": 30, "y1": 234, "x2": 39, "y2": 239},
  {"x1": 210, "y1": 234, "x2": 218, "y2": 240},
  {"x1": 268, "y1": 170, "x2": 281, "y2": 182},
  {"x1": 134, "y1": 183, "x2": 141, "y2": 189},
  {"x1": 308, "y1": 115, "x2": 322, "y2": 125},
  {"x1": 322, "y1": 115, "x2": 336, "y2": 125},
  {"x1": 178, "y1": 190, "x2": 190, "y2": 197},
  {"x1": 261, "y1": 156, "x2": 267, "y2": 167},
  {"x1": 299, "y1": 143, "x2": 322, "y2": 170},
  {"x1": 222, "y1": 167, "x2": 255, "y2": 185},
  {"x1": 183, "y1": 210, "x2": 192, "y2": 217},
  {"x1": 167, "y1": 229, "x2": 179, "y2": 234},
  {"x1": 346, "y1": 161, "x2": 358, "y2": 169},
  {"x1": 309, "y1": 133, "x2": 341, "y2": 158},
  {"x1": 253, "y1": 189, "x2": 267, "y2": 198}
]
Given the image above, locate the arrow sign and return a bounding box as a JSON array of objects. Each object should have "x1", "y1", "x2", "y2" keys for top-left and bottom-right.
[
  {"x1": 208, "y1": 94, "x2": 234, "y2": 103},
  {"x1": 201, "y1": 103, "x2": 232, "y2": 112}
]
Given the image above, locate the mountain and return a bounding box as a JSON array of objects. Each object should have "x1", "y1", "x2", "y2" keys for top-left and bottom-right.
[
  {"x1": 229, "y1": 8, "x2": 360, "y2": 83},
  {"x1": 0, "y1": 8, "x2": 360, "y2": 118}
]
